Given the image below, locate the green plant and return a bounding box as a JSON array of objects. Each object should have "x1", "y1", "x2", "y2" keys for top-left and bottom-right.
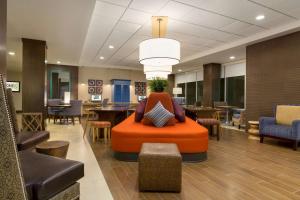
[{"x1": 148, "y1": 78, "x2": 168, "y2": 92}]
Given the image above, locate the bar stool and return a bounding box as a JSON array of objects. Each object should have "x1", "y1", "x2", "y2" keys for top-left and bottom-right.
[
  {"x1": 197, "y1": 118, "x2": 220, "y2": 141},
  {"x1": 90, "y1": 121, "x2": 111, "y2": 143}
]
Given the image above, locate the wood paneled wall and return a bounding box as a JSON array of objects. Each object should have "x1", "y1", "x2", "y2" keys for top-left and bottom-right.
[
  {"x1": 246, "y1": 31, "x2": 300, "y2": 121},
  {"x1": 0, "y1": 0, "x2": 7, "y2": 77},
  {"x1": 203, "y1": 63, "x2": 221, "y2": 107},
  {"x1": 47, "y1": 64, "x2": 78, "y2": 100},
  {"x1": 22, "y1": 38, "x2": 46, "y2": 115}
]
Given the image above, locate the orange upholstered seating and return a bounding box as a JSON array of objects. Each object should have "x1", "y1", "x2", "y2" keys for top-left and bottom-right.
[{"x1": 112, "y1": 114, "x2": 208, "y2": 154}]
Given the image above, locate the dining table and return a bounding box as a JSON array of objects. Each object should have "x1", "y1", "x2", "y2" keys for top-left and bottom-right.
[
  {"x1": 182, "y1": 105, "x2": 221, "y2": 120},
  {"x1": 89, "y1": 105, "x2": 136, "y2": 127},
  {"x1": 216, "y1": 105, "x2": 236, "y2": 125}
]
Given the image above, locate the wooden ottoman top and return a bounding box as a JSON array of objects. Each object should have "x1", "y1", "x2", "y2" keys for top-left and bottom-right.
[{"x1": 140, "y1": 143, "x2": 181, "y2": 157}]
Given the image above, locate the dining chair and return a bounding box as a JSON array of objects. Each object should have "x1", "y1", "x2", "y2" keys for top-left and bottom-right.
[{"x1": 60, "y1": 100, "x2": 82, "y2": 125}]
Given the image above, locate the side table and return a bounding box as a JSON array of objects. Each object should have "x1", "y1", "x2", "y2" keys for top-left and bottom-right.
[
  {"x1": 248, "y1": 121, "x2": 260, "y2": 140},
  {"x1": 36, "y1": 140, "x2": 70, "y2": 159}
]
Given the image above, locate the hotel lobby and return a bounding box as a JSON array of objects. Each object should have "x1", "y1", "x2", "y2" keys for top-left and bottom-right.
[{"x1": 1, "y1": 0, "x2": 300, "y2": 199}]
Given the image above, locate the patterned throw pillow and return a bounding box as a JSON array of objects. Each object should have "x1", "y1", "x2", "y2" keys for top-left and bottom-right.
[{"x1": 144, "y1": 101, "x2": 175, "y2": 127}]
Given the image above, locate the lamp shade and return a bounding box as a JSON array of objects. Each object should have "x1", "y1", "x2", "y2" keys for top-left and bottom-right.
[
  {"x1": 144, "y1": 65, "x2": 172, "y2": 80},
  {"x1": 64, "y1": 92, "x2": 71, "y2": 104},
  {"x1": 173, "y1": 87, "x2": 182, "y2": 95},
  {"x1": 139, "y1": 38, "x2": 180, "y2": 66}
]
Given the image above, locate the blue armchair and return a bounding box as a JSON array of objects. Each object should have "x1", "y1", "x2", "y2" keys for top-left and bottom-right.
[{"x1": 259, "y1": 105, "x2": 300, "y2": 150}]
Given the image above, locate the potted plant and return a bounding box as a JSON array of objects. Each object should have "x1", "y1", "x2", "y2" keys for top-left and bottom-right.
[{"x1": 148, "y1": 78, "x2": 168, "y2": 92}]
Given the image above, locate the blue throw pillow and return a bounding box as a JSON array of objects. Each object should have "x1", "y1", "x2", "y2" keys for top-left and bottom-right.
[{"x1": 144, "y1": 101, "x2": 175, "y2": 127}]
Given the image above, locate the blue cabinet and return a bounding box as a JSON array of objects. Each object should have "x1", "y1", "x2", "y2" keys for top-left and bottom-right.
[{"x1": 112, "y1": 80, "x2": 131, "y2": 103}]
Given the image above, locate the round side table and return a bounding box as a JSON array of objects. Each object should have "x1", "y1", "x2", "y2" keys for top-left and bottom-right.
[
  {"x1": 36, "y1": 140, "x2": 70, "y2": 159},
  {"x1": 248, "y1": 121, "x2": 260, "y2": 140}
]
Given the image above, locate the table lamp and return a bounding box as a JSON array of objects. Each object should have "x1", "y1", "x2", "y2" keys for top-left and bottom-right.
[
  {"x1": 173, "y1": 87, "x2": 182, "y2": 97},
  {"x1": 64, "y1": 92, "x2": 71, "y2": 104}
]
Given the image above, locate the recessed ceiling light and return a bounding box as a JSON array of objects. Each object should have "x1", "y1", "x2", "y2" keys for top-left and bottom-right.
[
  {"x1": 57, "y1": 61, "x2": 61, "y2": 64},
  {"x1": 230, "y1": 56, "x2": 235, "y2": 60},
  {"x1": 99, "y1": 56, "x2": 104, "y2": 60},
  {"x1": 8, "y1": 51, "x2": 15, "y2": 56},
  {"x1": 178, "y1": 69, "x2": 182, "y2": 72},
  {"x1": 108, "y1": 45, "x2": 114, "y2": 49},
  {"x1": 256, "y1": 15, "x2": 265, "y2": 20},
  {"x1": 45, "y1": 60, "x2": 48, "y2": 63}
]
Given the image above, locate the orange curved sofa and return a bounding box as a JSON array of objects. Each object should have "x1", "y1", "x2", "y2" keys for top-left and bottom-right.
[{"x1": 112, "y1": 114, "x2": 208, "y2": 162}]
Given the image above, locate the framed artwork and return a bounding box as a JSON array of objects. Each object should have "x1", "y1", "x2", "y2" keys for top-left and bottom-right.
[
  {"x1": 88, "y1": 87, "x2": 96, "y2": 94},
  {"x1": 96, "y1": 80, "x2": 103, "y2": 86},
  {"x1": 6, "y1": 81, "x2": 21, "y2": 92},
  {"x1": 135, "y1": 82, "x2": 146, "y2": 96},
  {"x1": 88, "y1": 79, "x2": 96, "y2": 86},
  {"x1": 88, "y1": 79, "x2": 103, "y2": 94}
]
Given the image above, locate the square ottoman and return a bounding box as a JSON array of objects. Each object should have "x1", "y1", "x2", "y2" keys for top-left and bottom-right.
[{"x1": 138, "y1": 143, "x2": 182, "y2": 192}]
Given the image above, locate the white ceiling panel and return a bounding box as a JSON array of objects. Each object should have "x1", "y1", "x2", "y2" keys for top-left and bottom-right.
[
  {"x1": 7, "y1": 0, "x2": 300, "y2": 71},
  {"x1": 130, "y1": 0, "x2": 169, "y2": 13},
  {"x1": 183, "y1": 7, "x2": 236, "y2": 29},
  {"x1": 158, "y1": 1, "x2": 194, "y2": 19},
  {"x1": 176, "y1": 0, "x2": 296, "y2": 28},
  {"x1": 97, "y1": 0, "x2": 132, "y2": 7},
  {"x1": 122, "y1": 9, "x2": 152, "y2": 25},
  {"x1": 250, "y1": 0, "x2": 300, "y2": 18}
]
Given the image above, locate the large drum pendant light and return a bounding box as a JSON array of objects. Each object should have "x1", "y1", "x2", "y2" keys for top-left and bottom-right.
[{"x1": 139, "y1": 17, "x2": 181, "y2": 67}]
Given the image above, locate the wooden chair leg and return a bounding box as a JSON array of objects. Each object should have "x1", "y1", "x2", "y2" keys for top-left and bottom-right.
[
  {"x1": 72, "y1": 117, "x2": 75, "y2": 125},
  {"x1": 103, "y1": 128, "x2": 107, "y2": 144},
  {"x1": 260, "y1": 135, "x2": 264, "y2": 143},
  {"x1": 107, "y1": 127, "x2": 111, "y2": 140},
  {"x1": 79, "y1": 116, "x2": 81, "y2": 124},
  {"x1": 216, "y1": 124, "x2": 220, "y2": 141},
  {"x1": 93, "y1": 127, "x2": 96, "y2": 143},
  {"x1": 293, "y1": 141, "x2": 298, "y2": 151}
]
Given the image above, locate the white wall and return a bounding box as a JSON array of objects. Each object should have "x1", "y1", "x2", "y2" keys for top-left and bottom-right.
[
  {"x1": 7, "y1": 70, "x2": 22, "y2": 111},
  {"x1": 78, "y1": 67, "x2": 146, "y2": 103}
]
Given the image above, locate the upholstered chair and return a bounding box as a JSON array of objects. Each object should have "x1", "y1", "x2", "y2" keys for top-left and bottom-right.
[
  {"x1": 47, "y1": 99, "x2": 62, "y2": 123},
  {"x1": 60, "y1": 100, "x2": 82, "y2": 125},
  {"x1": 6, "y1": 88, "x2": 49, "y2": 151}
]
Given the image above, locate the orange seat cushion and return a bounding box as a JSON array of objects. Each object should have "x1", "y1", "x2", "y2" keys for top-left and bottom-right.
[
  {"x1": 112, "y1": 114, "x2": 208, "y2": 153},
  {"x1": 91, "y1": 121, "x2": 111, "y2": 128},
  {"x1": 143, "y1": 92, "x2": 176, "y2": 126}
]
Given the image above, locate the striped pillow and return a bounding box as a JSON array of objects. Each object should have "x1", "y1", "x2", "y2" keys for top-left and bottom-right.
[{"x1": 144, "y1": 101, "x2": 175, "y2": 127}]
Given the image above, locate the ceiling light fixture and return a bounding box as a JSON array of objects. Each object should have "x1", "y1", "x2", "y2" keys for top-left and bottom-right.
[
  {"x1": 57, "y1": 61, "x2": 61, "y2": 64},
  {"x1": 45, "y1": 60, "x2": 48, "y2": 63},
  {"x1": 99, "y1": 56, "x2": 104, "y2": 60},
  {"x1": 8, "y1": 51, "x2": 15, "y2": 56},
  {"x1": 230, "y1": 56, "x2": 235, "y2": 60},
  {"x1": 108, "y1": 45, "x2": 114, "y2": 49},
  {"x1": 139, "y1": 16, "x2": 180, "y2": 67},
  {"x1": 256, "y1": 15, "x2": 265, "y2": 20},
  {"x1": 144, "y1": 66, "x2": 172, "y2": 80}
]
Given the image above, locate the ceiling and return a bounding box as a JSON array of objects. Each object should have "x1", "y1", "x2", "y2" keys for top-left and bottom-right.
[{"x1": 6, "y1": 0, "x2": 300, "y2": 72}]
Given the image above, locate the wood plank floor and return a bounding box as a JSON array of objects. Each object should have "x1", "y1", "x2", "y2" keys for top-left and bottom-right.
[{"x1": 88, "y1": 128, "x2": 300, "y2": 200}]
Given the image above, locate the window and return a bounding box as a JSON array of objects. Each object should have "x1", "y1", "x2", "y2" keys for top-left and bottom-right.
[
  {"x1": 226, "y1": 76, "x2": 245, "y2": 108},
  {"x1": 220, "y1": 78, "x2": 225, "y2": 102},
  {"x1": 197, "y1": 81, "x2": 203, "y2": 103},
  {"x1": 186, "y1": 82, "x2": 196, "y2": 105}
]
